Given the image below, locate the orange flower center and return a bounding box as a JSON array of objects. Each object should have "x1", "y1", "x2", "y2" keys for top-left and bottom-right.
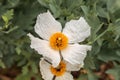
[
  {"x1": 49, "y1": 32, "x2": 68, "y2": 50},
  {"x1": 50, "y1": 61, "x2": 66, "y2": 76}
]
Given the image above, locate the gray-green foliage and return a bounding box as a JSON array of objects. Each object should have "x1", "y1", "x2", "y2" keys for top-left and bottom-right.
[{"x1": 0, "y1": 0, "x2": 120, "y2": 80}]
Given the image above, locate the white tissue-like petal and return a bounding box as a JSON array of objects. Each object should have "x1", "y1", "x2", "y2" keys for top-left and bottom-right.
[
  {"x1": 62, "y1": 43, "x2": 91, "y2": 65},
  {"x1": 66, "y1": 61, "x2": 83, "y2": 71},
  {"x1": 35, "y1": 11, "x2": 62, "y2": 40},
  {"x1": 63, "y1": 17, "x2": 90, "y2": 43},
  {"x1": 28, "y1": 33, "x2": 60, "y2": 67},
  {"x1": 39, "y1": 58, "x2": 54, "y2": 80}
]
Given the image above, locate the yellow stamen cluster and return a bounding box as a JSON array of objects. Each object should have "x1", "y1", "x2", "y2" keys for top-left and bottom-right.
[
  {"x1": 49, "y1": 32, "x2": 68, "y2": 50},
  {"x1": 50, "y1": 61, "x2": 66, "y2": 76}
]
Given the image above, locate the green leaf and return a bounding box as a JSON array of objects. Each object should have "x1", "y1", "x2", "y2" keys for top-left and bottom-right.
[
  {"x1": 15, "y1": 73, "x2": 31, "y2": 80},
  {"x1": 22, "y1": 66, "x2": 29, "y2": 75},
  {"x1": 2, "y1": 16, "x2": 8, "y2": 24},
  {"x1": 15, "y1": 46, "x2": 21, "y2": 55},
  {"x1": 37, "y1": 0, "x2": 49, "y2": 7},
  {"x1": 2, "y1": 9, "x2": 14, "y2": 24},
  {"x1": 106, "y1": 65, "x2": 120, "y2": 80},
  {"x1": 77, "y1": 74, "x2": 88, "y2": 80},
  {"x1": 49, "y1": 4, "x2": 61, "y2": 18},
  {"x1": 90, "y1": 42, "x2": 101, "y2": 55},
  {"x1": 3, "y1": 26, "x2": 18, "y2": 34},
  {"x1": 84, "y1": 54, "x2": 96, "y2": 69},
  {"x1": 107, "y1": 0, "x2": 120, "y2": 13},
  {"x1": 81, "y1": 6, "x2": 89, "y2": 16},
  {"x1": 31, "y1": 62, "x2": 38, "y2": 73},
  {"x1": 0, "y1": 59, "x2": 6, "y2": 68},
  {"x1": 87, "y1": 70, "x2": 99, "y2": 80},
  {"x1": 96, "y1": 6, "x2": 109, "y2": 19},
  {"x1": 98, "y1": 48, "x2": 120, "y2": 62},
  {"x1": 8, "y1": 0, "x2": 20, "y2": 7}
]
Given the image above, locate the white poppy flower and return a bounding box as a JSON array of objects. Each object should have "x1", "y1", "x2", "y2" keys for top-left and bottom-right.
[
  {"x1": 40, "y1": 58, "x2": 83, "y2": 80},
  {"x1": 28, "y1": 11, "x2": 91, "y2": 67}
]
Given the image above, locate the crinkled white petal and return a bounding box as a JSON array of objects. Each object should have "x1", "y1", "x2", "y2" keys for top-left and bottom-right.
[
  {"x1": 35, "y1": 11, "x2": 62, "y2": 40},
  {"x1": 40, "y1": 58, "x2": 54, "y2": 80},
  {"x1": 28, "y1": 33, "x2": 60, "y2": 67},
  {"x1": 55, "y1": 72, "x2": 73, "y2": 80},
  {"x1": 66, "y1": 61, "x2": 83, "y2": 71},
  {"x1": 61, "y1": 43, "x2": 91, "y2": 65},
  {"x1": 63, "y1": 17, "x2": 91, "y2": 43}
]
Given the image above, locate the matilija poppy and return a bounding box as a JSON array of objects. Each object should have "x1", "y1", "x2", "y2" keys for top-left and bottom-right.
[
  {"x1": 28, "y1": 11, "x2": 91, "y2": 67},
  {"x1": 40, "y1": 58, "x2": 83, "y2": 80}
]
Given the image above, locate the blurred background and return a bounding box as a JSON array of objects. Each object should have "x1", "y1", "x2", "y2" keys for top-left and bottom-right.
[{"x1": 0, "y1": 0, "x2": 120, "y2": 80}]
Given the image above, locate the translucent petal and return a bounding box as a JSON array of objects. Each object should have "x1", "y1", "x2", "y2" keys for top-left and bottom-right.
[
  {"x1": 39, "y1": 58, "x2": 54, "y2": 80},
  {"x1": 28, "y1": 33, "x2": 60, "y2": 67},
  {"x1": 63, "y1": 17, "x2": 90, "y2": 43},
  {"x1": 62, "y1": 43, "x2": 91, "y2": 65},
  {"x1": 35, "y1": 11, "x2": 62, "y2": 40},
  {"x1": 66, "y1": 61, "x2": 83, "y2": 71}
]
